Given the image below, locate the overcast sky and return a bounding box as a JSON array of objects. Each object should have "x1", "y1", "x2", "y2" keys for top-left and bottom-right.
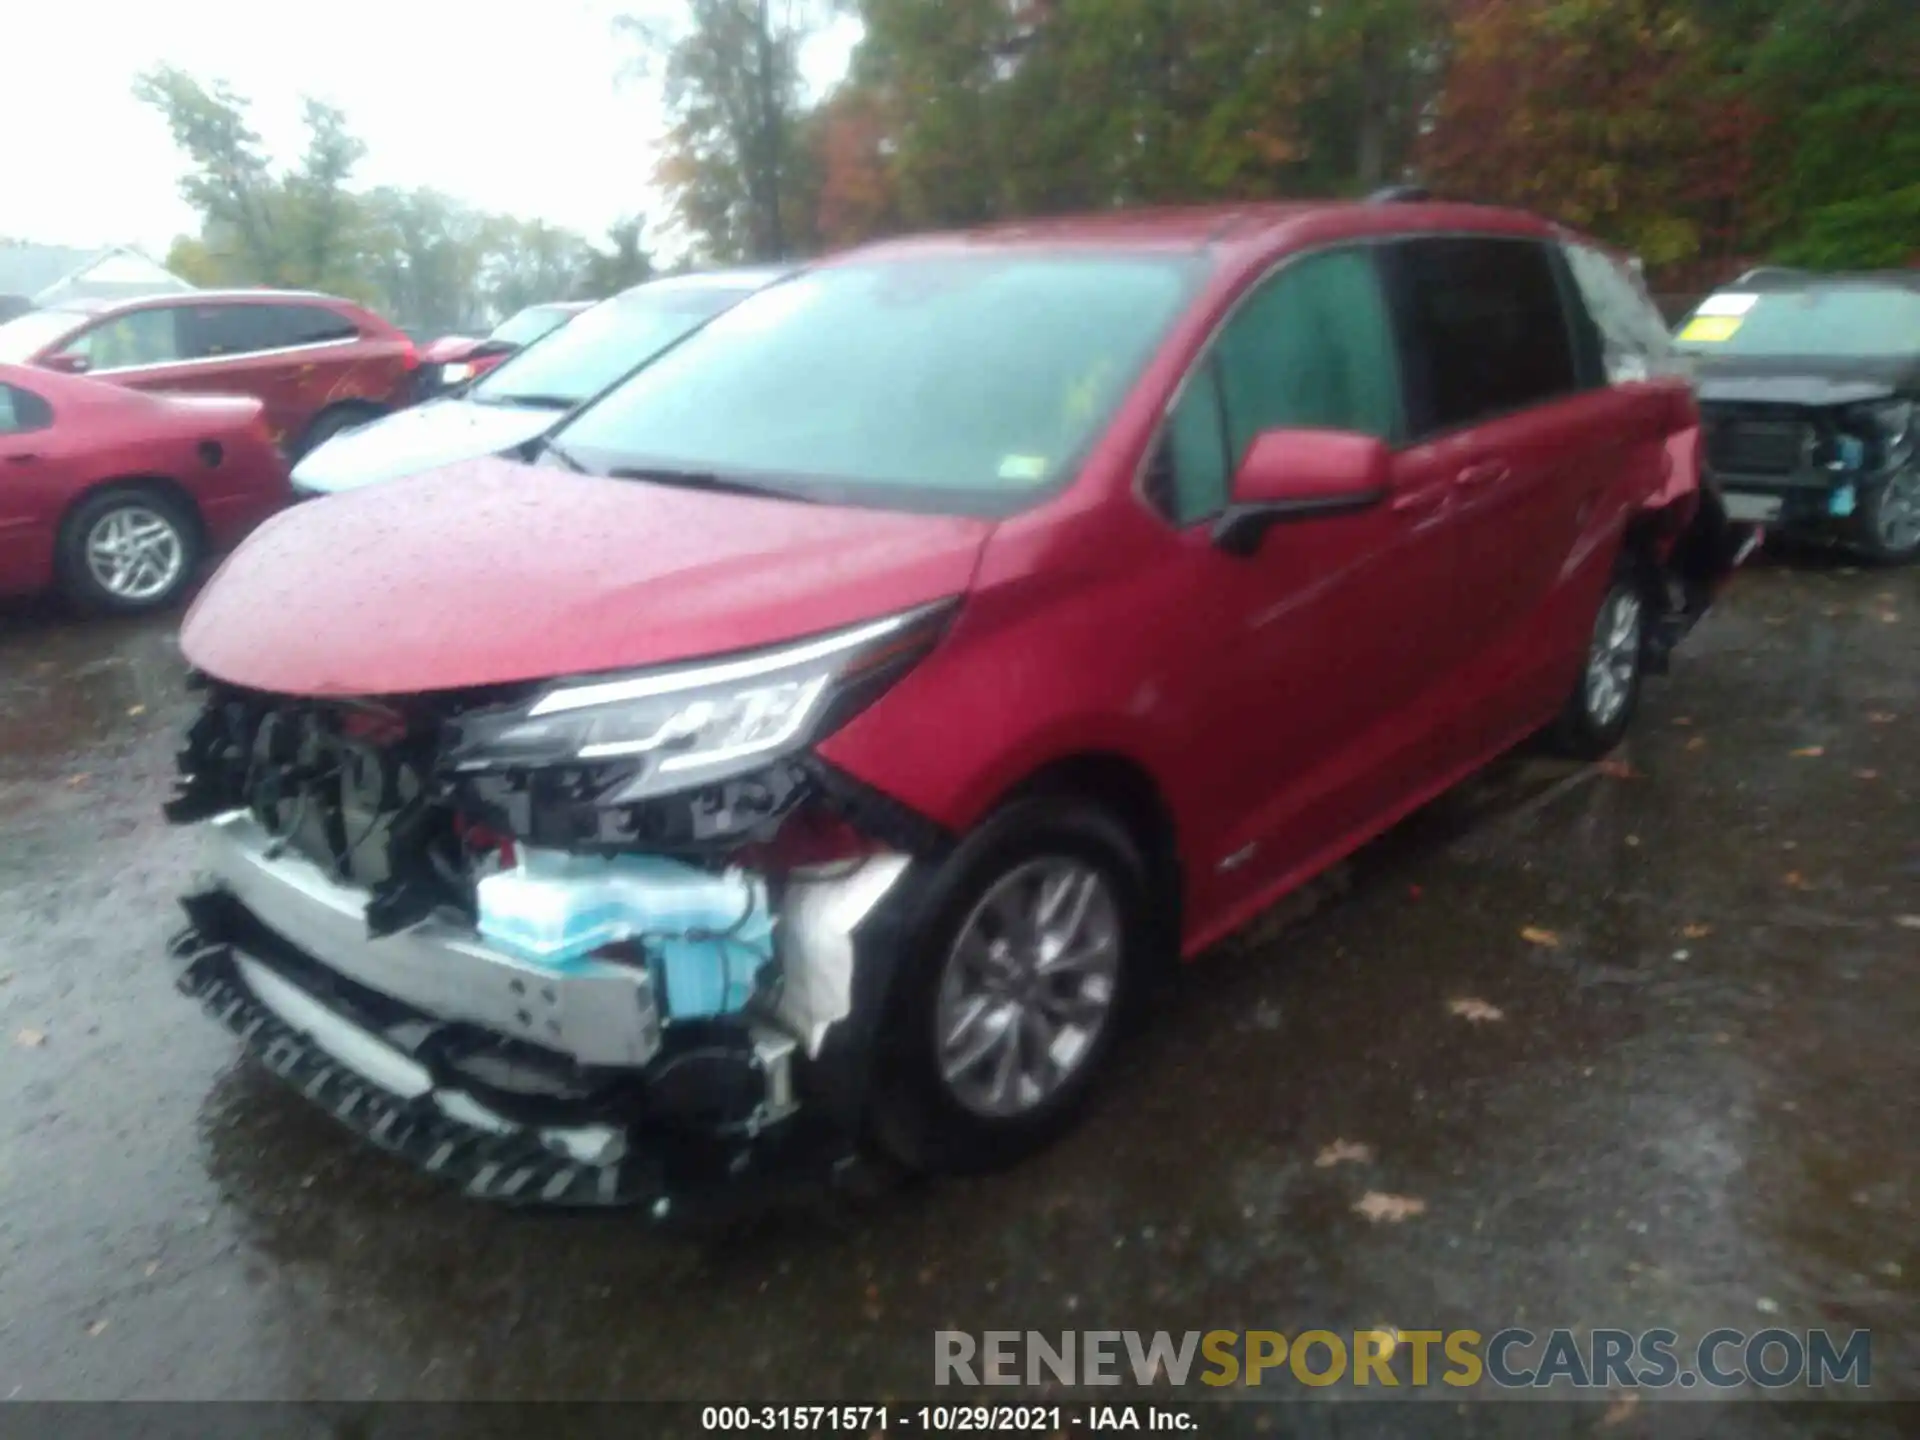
[{"x1": 3, "y1": 0, "x2": 858, "y2": 259}]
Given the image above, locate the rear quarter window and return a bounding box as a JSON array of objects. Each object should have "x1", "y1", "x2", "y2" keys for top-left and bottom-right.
[
  {"x1": 0, "y1": 381, "x2": 54, "y2": 433},
  {"x1": 1383, "y1": 236, "x2": 1579, "y2": 438}
]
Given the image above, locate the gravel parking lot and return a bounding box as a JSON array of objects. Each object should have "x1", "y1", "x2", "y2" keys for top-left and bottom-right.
[{"x1": 0, "y1": 555, "x2": 1914, "y2": 1425}]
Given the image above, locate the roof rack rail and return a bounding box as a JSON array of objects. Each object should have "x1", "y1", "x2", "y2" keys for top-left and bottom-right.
[
  {"x1": 1735, "y1": 265, "x2": 1804, "y2": 283},
  {"x1": 1366, "y1": 184, "x2": 1432, "y2": 204}
]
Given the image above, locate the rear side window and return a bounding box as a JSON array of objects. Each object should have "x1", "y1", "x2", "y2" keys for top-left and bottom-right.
[
  {"x1": 1146, "y1": 247, "x2": 1400, "y2": 525},
  {"x1": 0, "y1": 381, "x2": 53, "y2": 433},
  {"x1": 1563, "y1": 244, "x2": 1678, "y2": 383},
  {"x1": 1384, "y1": 237, "x2": 1578, "y2": 438},
  {"x1": 59, "y1": 307, "x2": 185, "y2": 370},
  {"x1": 191, "y1": 303, "x2": 358, "y2": 358}
]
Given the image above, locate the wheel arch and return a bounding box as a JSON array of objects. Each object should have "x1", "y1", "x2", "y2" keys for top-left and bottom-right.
[
  {"x1": 297, "y1": 398, "x2": 387, "y2": 457},
  {"x1": 999, "y1": 750, "x2": 1184, "y2": 970},
  {"x1": 57, "y1": 474, "x2": 206, "y2": 549}
]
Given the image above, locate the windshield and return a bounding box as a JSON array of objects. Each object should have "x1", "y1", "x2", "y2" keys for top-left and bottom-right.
[
  {"x1": 0, "y1": 308, "x2": 86, "y2": 363},
  {"x1": 1676, "y1": 284, "x2": 1920, "y2": 359},
  {"x1": 488, "y1": 305, "x2": 575, "y2": 348},
  {"x1": 471, "y1": 283, "x2": 751, "y2": 407},
  {"x1": 554, "y1": 254, "x2": 1202, "y2": 513}
]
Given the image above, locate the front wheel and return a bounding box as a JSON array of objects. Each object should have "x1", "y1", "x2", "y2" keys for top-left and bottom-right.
[
  {"x1": 1551, "y1": 568, "x2": 1647, "y2": 760},
  {"x1": 1852, "y1": 466, "x2": 1920, "y2": 566},
  {"x1": 869, "y1": 797, "x2": 1147, "y2": 1175}
]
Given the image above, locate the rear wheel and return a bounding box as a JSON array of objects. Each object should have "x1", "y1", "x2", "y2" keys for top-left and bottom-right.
[
  {"x1": 870, "y1": 796, "x2": 1146, "y2": 1174},
  {"x1": 1551, "y1": 567, "x2": 1647, "y2": 760},
  {"x1": 57, "y1": 486, "x2": 201, "y2": 614},
  {"x1": 1853, "y1": 466, "x2": 1920, "y2": 566}
]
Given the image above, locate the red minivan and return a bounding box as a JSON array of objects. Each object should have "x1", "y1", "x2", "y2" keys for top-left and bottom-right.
[
  {"x1": 0, "y1": 290, "x2": 416, "y2": 460},
  {"x1": 163, "y1": 201, "x2": 1748, "y2": 1209}
]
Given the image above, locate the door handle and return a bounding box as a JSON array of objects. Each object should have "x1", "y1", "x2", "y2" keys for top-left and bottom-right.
[
  {"x1": 1390, "y1": 481, "x2": 1450, "y2": 516},
  {"x1": 1454, "y1": 461, "x2": 1510, "y2": 490}
]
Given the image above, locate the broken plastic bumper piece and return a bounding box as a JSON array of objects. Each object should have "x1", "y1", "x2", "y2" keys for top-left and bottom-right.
[{"x1": 170, "y1": 809, "x2": 913, "y2": 1209}]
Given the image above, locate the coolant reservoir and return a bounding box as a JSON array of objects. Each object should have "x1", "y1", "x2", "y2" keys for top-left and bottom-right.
[{"x1": 475, "y1": 849, "x2": 772, "y2": 1018}]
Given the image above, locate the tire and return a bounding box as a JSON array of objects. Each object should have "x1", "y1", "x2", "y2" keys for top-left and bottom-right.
[
  {"x1": 869, "y1": 796, "x2": 1149, "y2": 1175},
  {"x1": 1551, "y1": 563, "x2": 1648, "y2": 760},
  {"x1": 57, "y1": 485, "x2": 202, "y2": 615},
  {"x1": 294, "y1": 404, "x2": 379, "y2": 462},
  {"x1": 1851, "y1": 465, "x2": 1920, "y2": 566}
]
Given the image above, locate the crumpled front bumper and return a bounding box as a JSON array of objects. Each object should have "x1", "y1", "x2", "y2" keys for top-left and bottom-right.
[
  {"x1": 171, "y1": 809, "x2": 924, "y2": 1212},
  {"x1": 174, "y1": 932, "x2": 653, "y2": 1206}
]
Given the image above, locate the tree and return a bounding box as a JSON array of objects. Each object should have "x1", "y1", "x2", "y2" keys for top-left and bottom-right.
[
  {"x1": 618, "y1": 1, "x2": 823, "y2": 262},
  {"x1": 133, "y1": 67, "x2": 371, "y2": 295},
  {"x1": 582, "y1": 217, "x2": 656, "y2": 296},
  {"x1": 1418, "y1": 0, "x2": 1763, "y2": 274}
]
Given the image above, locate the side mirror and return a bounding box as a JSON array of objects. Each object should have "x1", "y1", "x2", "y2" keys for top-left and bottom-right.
[
  {"x1": 1212, "y1": 428, "x2": 1391, "y2": 556},
  {"x1": 44, "y1": 352, "x2": 90, "y2": 375}
]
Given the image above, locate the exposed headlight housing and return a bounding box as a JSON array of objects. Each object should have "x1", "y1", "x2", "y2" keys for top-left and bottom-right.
[
  {"x1": 440, "y1": 361, "x2": 476, "y2": 386},
  {"x1": 1851, "y1": 398, "x2": 1914, "y2": 465},
  {"x1": 442, "y1": 602, "x2": 955, "y2": 803}
]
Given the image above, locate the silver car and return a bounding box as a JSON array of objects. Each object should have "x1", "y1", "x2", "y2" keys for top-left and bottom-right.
[{"x1": 291, "y1": 266, "x2": 792, "y2": 496}]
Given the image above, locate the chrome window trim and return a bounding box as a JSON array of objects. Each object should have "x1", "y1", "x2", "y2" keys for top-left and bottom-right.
[{"x1": 59, "y1": 331, "x2": 362, "y2": 378}]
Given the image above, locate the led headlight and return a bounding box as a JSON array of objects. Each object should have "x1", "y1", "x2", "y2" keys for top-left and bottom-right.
[
  {"x1": 441, "y1": 361, "x2": 476, "y2": 386},
  {"x1": 443, "y1": 601, "x2": 954, "y2": 802}
]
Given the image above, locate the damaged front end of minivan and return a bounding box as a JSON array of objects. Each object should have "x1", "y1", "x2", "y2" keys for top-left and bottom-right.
[{"x1": 164, "y1": 604, "x2": 955, "y2": 1212}]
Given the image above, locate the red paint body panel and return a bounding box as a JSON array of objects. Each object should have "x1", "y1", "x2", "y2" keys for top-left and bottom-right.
[
  {"x1": 0, "y1": 363, "x2": 290, "y2": 598},
  {"x1": 20, "y1": 292, "x2": 415, "y2": 452},
  {"x1": 178, "y1": 200, "x2": 1724, "y2": 958},
  {"x1": 179, "y1": 458, "x2": 991, "y2": 696}
]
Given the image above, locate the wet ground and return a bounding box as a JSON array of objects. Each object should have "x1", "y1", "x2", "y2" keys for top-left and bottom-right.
[{"x1": 0, "y1": 556, "x2": 1915, "y2": 1430}]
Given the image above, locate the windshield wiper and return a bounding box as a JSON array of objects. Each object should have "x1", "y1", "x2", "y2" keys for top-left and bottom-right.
[
  {"x1": 605, "y1": 466, "x2": 810, "y2": 502},
  {"x1": 532, "y1": 436, "x2": 592, "y2": 473},
  {"x1": 475, "y1": 392, "x2": 579, "y2": 410}
]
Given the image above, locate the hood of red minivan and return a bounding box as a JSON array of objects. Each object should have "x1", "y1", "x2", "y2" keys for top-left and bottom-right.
[{"x1": 181, "y1": 456, "x2": 991, "y2": 697}]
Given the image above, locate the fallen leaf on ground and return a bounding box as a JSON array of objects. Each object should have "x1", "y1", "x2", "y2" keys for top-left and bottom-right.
[
  {"x1": 1681, "y1": 924, "x2": 1713, "y2": 940},
  {"x1": 1407, "y1": 884, "x2": 1423, "y2": 899},
  {"x1": 1671, "y1": 716, "x2": 1693, "y2": 726},
  {"x1": 1856, "y1": 769, "x2": 1880, "y2": 781},
  {"x1": 1600, "y1": 1393, "x2": 1641, "y2": 1427},
  {"x1": 144, "y1": 1261, "x2": 161, "y2": 1278},
  {"x1": 1448, "y1": 997, "x2": 1506, "y2": 1024},
  {"x1": 1595, "y1": 759, "x2": 1640, "y2": 779},
  {"x1": 1790, "y1": 746, "x2": 1824, "y2": 758},
  {"x1": 1895, "y1": 916, "x2": 1920, "y2": 931},
  {"x1": 1520, "y1": 926, "x2": 1560, "y2": 948},
  {"x1": 86, "y1": 1320, "x2": 109, "y2": 1338},
  {"x1": 1315, "y1": 1139, "x2": 1375, "y2": 1168},
  {"x1": 65, "y1": 773, "x2": 90, "y2": 787},
  {"x1": 1867, "y1": 712, "x2": 1896, "y2": 724},
  {"x1": 1354, "y1": 1192, "x2": 1426, "y2": 1224},
  {"x1": 126, "y1": 704, "x2": 146, "y2": 718},
  {"x1": 1880, "y1": 612, "x2": 1899, "y2": 624},
  {"x1": 1686, "y1": 736, "x2": 1708, "y2": 752},
  {"x1": 1783, "y1": 872, "x2": 1809, "y2": 891},
  {"x1": 14, "y1": 1028, "x2": 46, "y2": 1049}
]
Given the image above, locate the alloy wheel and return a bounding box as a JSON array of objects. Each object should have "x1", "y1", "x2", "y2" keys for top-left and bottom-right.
[
  {"x1": 934, "y1": 857, "x2": 1122, "y2": 1119},
  {"x1": 1875, "y1": 469, "x2": 1920, "y2": 554},
  {"x1": 85, "y1": 504, "x2": 185, "y2": 603},
  {"x1": 1584, "y1": 587, "x2": 1643, "y2": 729}
]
